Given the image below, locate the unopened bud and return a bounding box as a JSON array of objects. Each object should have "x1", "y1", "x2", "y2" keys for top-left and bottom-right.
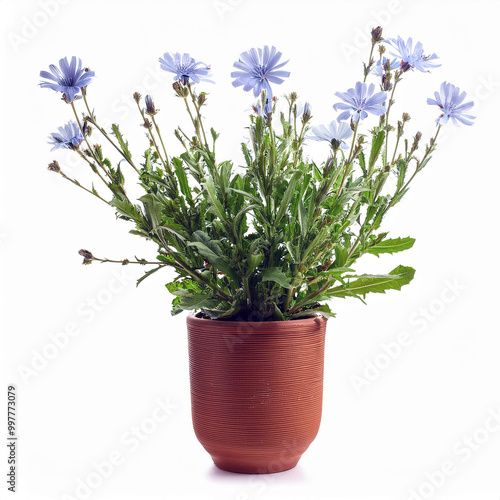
[
  {"x1": 133, "y1": 92, "x2": 141, "y2": 104},
  {"x1": 371, "y1": 26, "x2": 383, "y2": 43},
  {"x1": 78, "y1": 249, "x2": 93, "y2": 265},
  {"x1": 145, "y1": 95, "x2": 156, "y2": 115},
  {"x1": 198, "y1": 92, "x2": 207, "y2": 106},
  {"x1": 400, "y1": 61, "x2": 412, "y2": 73},
  {"x1": 402, "y1": 112, "x2": 411, "y2": 122},
  {"x1": 47, "y1": 161, "x2": 61, "y2": 173},
  {"x1": 173, "y1": 81, "x2": 189, "y2": 98}
]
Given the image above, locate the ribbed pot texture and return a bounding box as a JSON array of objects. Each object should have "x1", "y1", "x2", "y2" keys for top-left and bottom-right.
[{"x1": 187, "y1": 314, "x2": 327, "y2": 474}]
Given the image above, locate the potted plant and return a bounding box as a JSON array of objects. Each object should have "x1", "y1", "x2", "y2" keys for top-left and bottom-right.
[{"x1": 40, "y1": 27, "x2": 474, "y2": 474}]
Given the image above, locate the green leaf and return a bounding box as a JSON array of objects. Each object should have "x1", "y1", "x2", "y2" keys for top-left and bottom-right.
[
  {"x1": 204, "y1": 176, "x2": 228, "y2": 224},
  {"x1": 368, "y1": 130, "x2": 385, "y2": 173},
  {"x1": 328, "y1": 265, "x2": 415, "y2": 298},
  {"x1": 261, "y1": 267, "x2": 291, "y2": 288},
  {"x1": 187, "y1": 241, "x2": 238, "y2": 283},
  {"x1": 172, "y1": 157, "x2": 192, "y2": 201},
  {"x1": 289, "y1": 303, "x2": 334, "y2": 320},
  {"x1": 245, "y1": 252, "x2": 264, "y2": 277},
  {"x1": 111, "y1": 124, "x2": 132, "y2": 161},
  {"x1": 274, "y1": 170, "x2": 302, "y2": 226},
  {"x1": 366, "y1": 237, "x2": 416, "y2": 257},
  {"x1": 136, "y1": 265, "x2": 165, "y2": 287}
]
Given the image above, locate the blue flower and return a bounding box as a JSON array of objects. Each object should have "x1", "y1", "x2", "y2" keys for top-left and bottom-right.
[
  {"x1": 310, "y1": 120, "x2": 353, "y2": 150},
  {"x1": 333, "y1": 82, "x2": 387, "y2": 122},
  {"x1": 40, "y1": 57, "x2": 95, "y2": 102},
  {"x1": 231, "y1": 46, "x2": 290, "y2": 100},
  {"x1": 48, "y1": 121, "x2": 84, "y2": 151},
  {"x1": 371, "y1": 57, "x2": 400, "y2": 77},
  {"x1": 252, "y1": 98, "x2": 274, "y2": 118},
  {"x1": 385, "y1": 36, "x2": 440, "y2": 72},
  {"x1": 427, "y1": 82, "x2": 475, "y2": 126},
  {"x1": 159, "y1": 52, "x2": 212, "y2": 85}
]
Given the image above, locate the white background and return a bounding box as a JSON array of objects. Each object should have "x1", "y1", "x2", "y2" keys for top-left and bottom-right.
[{"x1": 1, "y1": 1, "x2": 500, "y2": 499}]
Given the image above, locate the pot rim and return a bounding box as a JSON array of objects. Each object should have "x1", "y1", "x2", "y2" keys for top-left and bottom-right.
[{"x1": 186, "y1": 312, "x2": 328, "y2": 327}]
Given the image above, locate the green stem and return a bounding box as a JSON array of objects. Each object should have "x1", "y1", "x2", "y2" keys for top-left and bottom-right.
[
  {"x1": 82, "y1": 94, "x2": 140, "y2": 175},
  {"x1": 188, "y1": 85, "x2": 209, "y2": 150},
  {"x1": 58, "y1": 171, "x2": 109, "y2": 205},
  {"x1": 151, "y1": 115, "x2": 173, "y2": 174}
]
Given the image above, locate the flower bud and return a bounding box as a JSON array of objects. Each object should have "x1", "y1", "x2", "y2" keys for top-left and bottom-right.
[
  {"x1": 400, "y1": 61, "x2": 412, "y2": 73},
  {"x1": 289, "y1": 92, "x2": 298, "y2": 103},
  {"x1": 402, "y1": 112, "x2": 411, "y2": 122},
  {"x1": 411, "y1": 131, "x2": 422, "y2": 153},
  {"x1": 198, "y1": 92, "x2": 207, "y2": 106},
  {"x1": 47, "y1": 161, "x2": 61, "y2": 173},
  {"x1": 371, "y1": 26, "x2": 383, "y2": 43},
  {"x1": 323, "y1": 157, "x2": 334, "y2": 175},
  {"x1": 133, "y1": 92, "x2": 141, "y2": 104},
  {"x1": 173, "y1": 81, "x2": 189, "y2": 98},
  {"x1": 78, "y1": 249, "x2": 93, "y2": 265},
  {"x1": 382, "y1": 73, "x2": 392, "y2": 91},
  {"x1": 145, "y1": 95, "x2": 156, "y2": 115},
  {"x1": 301, "y1": 102, "x2": 312, "y2": 123}
]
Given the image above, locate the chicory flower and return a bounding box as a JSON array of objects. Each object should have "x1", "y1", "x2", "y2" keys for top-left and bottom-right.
[
  {"x1": 310, "y1": 121, "x2": 353, "y2": 150},
  {"x1": 333, "y1": 82, "x2": 387, "y2": 122},
  {"x1": 39, "y1": 57, "x2": 95, "y2": 102},
  {"x1": 48, "y1": 121, "x2": 84, "y2": 151},
  {"x1": 231, "y1": 46, "x2": 290, "y2": 100},
  {"x1": 427, "y1": 82, "x2": 475, "y2": 126},
  {"x1": 385, "y1": 36, "x2": 440, "y2": 72},
  {"x1": 159, "y1": 52, "x2": 212, "y2": 85}
]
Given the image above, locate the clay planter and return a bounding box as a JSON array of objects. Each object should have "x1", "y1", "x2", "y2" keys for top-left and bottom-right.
[{"x1": 186, "y1": 314, "x2": 327, "y2": 474}]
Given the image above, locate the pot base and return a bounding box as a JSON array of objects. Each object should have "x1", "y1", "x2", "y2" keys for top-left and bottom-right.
[{"x1": 213, "y1": 455, "x2": 300, "y2": 474}]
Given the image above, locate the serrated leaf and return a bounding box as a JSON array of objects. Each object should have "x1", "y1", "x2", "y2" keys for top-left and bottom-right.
[
  {"x1": 261, "y1": 267, "x2": 291, "y2": 288},
  {"x1": 369, "y1": 130, "x2": 385, "y2": 173},
  {"x1": 111, "y1": 124, "x2": 132, "y2": 161},
  {"x1": 172, "y1": 157, "x2": 192, "y2": 201},
  {"x1": 366, "y1": 237, "x2": 416, "y2": 257},
  {"x1": 328, "y1": 265, "x2": 415, "y2": 298}
]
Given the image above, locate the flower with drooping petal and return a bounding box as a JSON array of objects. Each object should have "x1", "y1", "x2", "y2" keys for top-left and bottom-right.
[
  {"x1": 333, "y1": 82, "x2": 387, "y2": 122},
  {"x1": 310, "y1": 120, "x2": 353, "y2": 150},
  {"x1": 48, "y1": 121, "x2": 84, "y2": 151},
  {"x1": 159, "y1": 52, "x2": 212, "y2": 85},
  {"x1": 39, "y1": 57, "x2": 95, "y2": 102},
  {"x1": 427, "y1": 82, "x2": 475, "y2": 126},
  {"x1": 385, "y1": 36, "x2": 440, "y2": 72},
  {"x1": 231, "y1": 46, "x2": 290, "y2": 100},
  {"x1": 371, "y1": 56, "x2": 400, "y2": 77}
]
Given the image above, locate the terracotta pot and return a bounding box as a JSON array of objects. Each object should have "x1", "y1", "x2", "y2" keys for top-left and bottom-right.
[{"x1": 186, "y1": 314, "x2": 327, "y2": 474}]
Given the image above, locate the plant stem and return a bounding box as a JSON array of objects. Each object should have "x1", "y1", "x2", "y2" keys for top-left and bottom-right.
[
  {"x1": 82, "y1": 94, "x2": 140, "y2": 175},
  {"x1": 384, "y1": 76, "x2": 400, "y2": 163},
  {"x1": 57, "y1": 170, "x2": 110, "y2": 205},
  {"x1": 289, "y1": 278, "x2": 333, "y2": 314},
  {"x1": 188, "y1": 85, "x2": 209, "y2": 150},
  {"x1": 336, "y1": 120, "x2": 359, "y2": 199},
  {"x1": 151, "y1": 115, "x2": 173, "y2": 174}
]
